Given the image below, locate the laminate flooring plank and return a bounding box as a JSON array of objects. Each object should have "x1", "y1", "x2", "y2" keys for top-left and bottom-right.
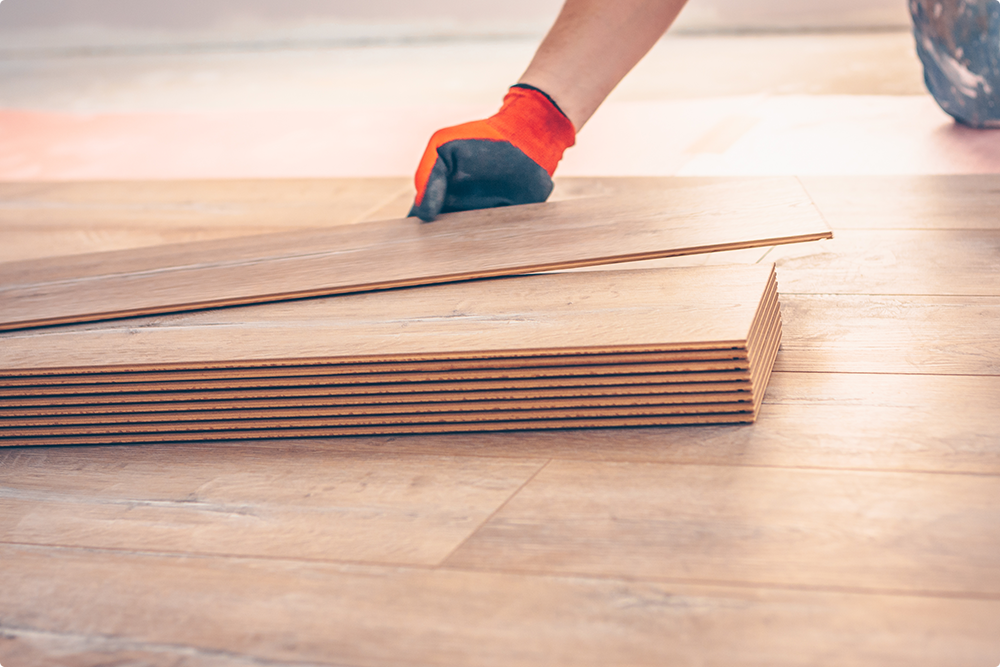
[
  {"x1": 2, "y1": 413, "x2": 760, "y2": 446},
  {"x1": 0, "y1": 394, "x2": 757, "y2": 427},
  {"x1": 370, "y1": 176, "x2": 777, "y2": 270},
  {"x1": 0, "y1": 349, "x2": 753, "y2": 384},
  {"x1": 2, "y1": 403, "x2": 760, "y2": 438},
  {"x1": 2, "y1": 544, "x2": 998, "y2": 667},
  {"x1": 0, "y1": 370, "x2": 755, "y2": 400},
  {"x1": 764, "y1": 229, "x2": 1000, "y2": 296},
  {"x1": 0, "y1": 293, "x2": 773, "y2": 389},
  {"x1": 0, "y1": 444, "x2": 544, "y2": 565},
  {"x1": 332, "y1": 372, "x2": 1000, "y2": 475},
  {"x1": 775, "y1": 294, "x2": 1000, "y2": 374},
  {"x1": 0, "y1": 361, "x2": 756, "y2": 392},
  {"x1": 0, "y1": 390, "x2": 753, "y2": 419},
  {"x1": 0, "y1": 358, "x2": 752, "y2": 387},
  {"x1": 0, "y1": 379, "x2": 753, "y2": 407},
  {"x1": 798, "y1": 174, "x2": 1000, "y2": 230},
  {"x1": 0, "y1": 178, "x2": 828, "y2": 330},
  {"x1": 0, "y1": 178, "x2": 412, "y2": 263},
  {"x1": 0, "y1": 633, "x2": 263, "y2": 667},
  {"x1": 446, "y1": 461, "x2": 1000, "y2": 596},
  {"x1": 0, "y1": 265, "x2": 774, "y2": 372}
]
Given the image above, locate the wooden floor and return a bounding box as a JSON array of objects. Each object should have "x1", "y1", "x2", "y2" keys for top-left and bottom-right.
[{"x1": 2, "y1": 175, "x2": 1000, "y2": 666}]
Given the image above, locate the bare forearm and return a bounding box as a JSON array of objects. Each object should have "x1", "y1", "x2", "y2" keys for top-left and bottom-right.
[{"x1": 518, "y1": 0, "x2": 688, "y2": 129}]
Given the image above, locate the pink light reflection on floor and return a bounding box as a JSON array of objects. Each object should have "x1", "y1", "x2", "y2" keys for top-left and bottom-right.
[{"x1": 1, "y1": 95, "x2": 998, "y2": 181}]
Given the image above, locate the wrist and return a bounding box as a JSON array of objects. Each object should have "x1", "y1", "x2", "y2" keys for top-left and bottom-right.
[{"x1": 487, "y1": 85, "x2": 576, "y2": 177}]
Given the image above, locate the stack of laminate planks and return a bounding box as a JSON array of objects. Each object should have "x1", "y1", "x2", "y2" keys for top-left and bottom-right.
[
  {"x1": 0, "y1": 177, "x2": 829, "y2": 445},
  {"x1": 0, "y1": 264, "x2": 780, "y2": 445}
]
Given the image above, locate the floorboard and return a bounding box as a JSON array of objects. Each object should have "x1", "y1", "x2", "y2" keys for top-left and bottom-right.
[
  {"x1": 445, "y1": 459, "x2": 1000, "y2": 595},
  {"x1": 0, "y1": 264, "x2": 774, "y2": 371},
  {"x1": 0, "y1": 445, "x2": 543, "y2": 565},
  {"x1": 766, "y1": 229, "x2": 1000, "y2": 296},
  {"x1": 2, "y1": 174, "x2": 999, "y2": 665},
  {"x1": 2, "y1": 543, "x2": 999, "y2": 667},
  {"x1": 775, "y1": 294, "x2": 1000, "y2": 374},
  {"x1": 0, "y1": 178, "x2": 827, "y2": 330},
  {"x1": 0, "y1": 178, "x2": 412, "y2": 263}
]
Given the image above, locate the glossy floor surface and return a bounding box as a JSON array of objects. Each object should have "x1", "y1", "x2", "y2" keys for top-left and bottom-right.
[
  {"x1": 2, "y1": 30, "x2": 1000, "y2": 666},
  {"x1": 3, "y1": 30, "x2": 1000, "y2": 180}
]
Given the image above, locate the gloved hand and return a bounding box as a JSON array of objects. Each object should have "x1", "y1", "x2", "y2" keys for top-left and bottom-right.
[{"x1": 408, "y1": 84, "x2": 576, "y2": 222}]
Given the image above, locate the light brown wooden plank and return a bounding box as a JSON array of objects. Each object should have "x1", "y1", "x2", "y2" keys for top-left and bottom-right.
[
  {"x1": 0, "y1": 370, "x2": 755, "y2": 399},
  {"x1": 0, "y1": 375, "x2": 754, "y2": 405},
  {"x1": 1, "y1": 413, "x2": 759, "y2": 446},
  {"x1": 0, "y1": 445, "x2": 543, "y2": 565},
  {"x1": 0, "y1": 357, "x2": 751, "y2": 386},
  {"x1": 0, "y1": 348, "x2": 754, "y2": 383},
  {"x1": 0, "y1": 292, "x2": 774, "y2": 398},
  {"x1": 0, "y1": 389, "x2": 753, "y2": 418},
  {"x1": 0, "y1": 264, "x2": 774, "y2": 372},
  {"x1": 1, "y1": 544, "x2": 998, "y2": 667},
  {"x1": 775, "y1": 294, "x2": 1000, "y2": 374},
  {"x1": 2, "y1": 402, "x2": 760, "y2": 437},
  {"x1": 0, "y1": 178, "x2": 412, "y2": 262},
  {"x1": 0, "y1": 393, "x2": 757, "y2": 427},
  {"x1": 0, "y1": 633, "x2": 261, "y2": 667},
  {"x1": 329, "y1": 371, "x2": 1000, "y2": 475},
  {"x1": 798, "y1": 174, "x2": 1000, "y2": 230},
  {"x1": 765, "y1": 229, "x2": 1000, "y2": 296},
  {"x1": 446, "y1": 460, "x2": 1000, "y2": 596},
  {"x1": 0, "y1": 178, "x2": 827, "y2": 330}
]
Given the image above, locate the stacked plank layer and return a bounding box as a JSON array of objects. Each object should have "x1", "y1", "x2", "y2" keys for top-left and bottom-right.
[{"x1": 0, "y1": 264, "x2": 781, "y2": 444}]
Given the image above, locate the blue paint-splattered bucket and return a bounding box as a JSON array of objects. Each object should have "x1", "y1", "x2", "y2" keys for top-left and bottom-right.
[{"x1": 912, "y1": 0, "x2": 1000, "y2": 128}]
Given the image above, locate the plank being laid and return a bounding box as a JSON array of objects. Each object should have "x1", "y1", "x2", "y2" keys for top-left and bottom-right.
[
  {"x1": 0, "y1": 177, "x2": 826, "y2": 330},
  {"x1": 0, "y1": 264, "x2": 776, "y2": 372},
  {"x1": 0, "y1": 178, "x2": 412, "y2": 263}
]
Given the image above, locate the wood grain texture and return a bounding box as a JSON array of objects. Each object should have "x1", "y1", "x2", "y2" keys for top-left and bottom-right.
[
  {"x1": 316, "y1": 372, "x2": 1000, "y2": 475},
  {"x1": 0, "y1": 178, "x2": 412, "y2": 262},
  {"x1": 766, "y1": 229, "x2": 1000, "y2": 296},
  {"x1": 2, "y1": 543, "x2": 998, "y2": 667},
  {"x1": 0, "y1": 268, "x2": 779, "y2": 443},
  {"x1": 6, "y1": 174, "x2": 996, "y2": 664},
  {"x1": 775, "y1": 294, "x2": 1000, "y2": 374},
  {"x1": 798, "y1": 174, "x2": 1000, "y2": 230},
  {"x1": 0, "y1": 264, "x2": 775, "y2": 372},
  {"x1": 0, "y1": 304, "x2": 780, "y2": 431},
  {"x1": 446, "y1": 460, "x2": 1000, "y2": 596},
  {"x1": 0, "y1": 177, "x2": 827, "y2": 330},
  {"x1": 0, "y1": 445, "x2": 543, "y2": 565}
]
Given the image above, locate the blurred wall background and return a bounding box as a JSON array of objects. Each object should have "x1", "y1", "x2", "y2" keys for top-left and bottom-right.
[{"x1": 0, "y1": 0, "x2": 911, "y2": 52}]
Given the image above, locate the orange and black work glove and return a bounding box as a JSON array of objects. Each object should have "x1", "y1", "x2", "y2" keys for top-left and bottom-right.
[{"x1": 409, "y1": 84, "x2": 576, "y2": 222}]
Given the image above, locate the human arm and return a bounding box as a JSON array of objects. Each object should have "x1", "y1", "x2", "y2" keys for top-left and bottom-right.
[{"x1": 409, "y1": 0, "x2": 690, "y2": 221}]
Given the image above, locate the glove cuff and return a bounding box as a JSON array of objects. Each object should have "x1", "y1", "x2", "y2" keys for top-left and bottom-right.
[{"x1": 487, "y1": 85, "x2": 577, "y2": 177}]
